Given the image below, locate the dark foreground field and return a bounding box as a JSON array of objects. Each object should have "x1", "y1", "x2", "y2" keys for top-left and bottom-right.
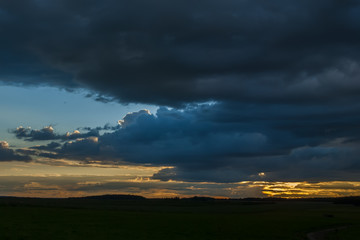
[{"x1": 0, "y1": 196, "x2": 359, "y2": 240}]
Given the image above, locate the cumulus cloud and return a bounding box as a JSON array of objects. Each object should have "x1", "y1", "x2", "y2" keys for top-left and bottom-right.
[
  {"x1": 12, "y1": 126, "x2": 57, "y2": 141},
  {"x1": 0, "y1": 141, "x2": 31, "y2": 162},
  {"x1": 11, "y1": 126, "x2": 99, "y2": 141},
  {"x1": 1, "y1": 0, "x2": 360, "y2": 105},
  {"x1": 16, "y1": 104, "x2": 360, "y2": 182},
  {"x1": 118, "y1": 109, "x2": 152, "y2": 128},
  {"x1": 58, "y1": 137, "x2": 100, "y2": 160}
]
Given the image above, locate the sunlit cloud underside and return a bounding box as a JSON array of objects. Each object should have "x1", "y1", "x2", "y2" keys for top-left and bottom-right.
[{"x1": 0, "y1": 161, "x2": 359, "y2": 199}]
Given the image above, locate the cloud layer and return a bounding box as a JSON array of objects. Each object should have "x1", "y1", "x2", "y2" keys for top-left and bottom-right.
[
  {"x1": 1, "y1": 1, "x2": 360, "y2": 185},
  {"x1": 1, "y1": 175, "x2": 359, "y2": 199},
  {"x1": 1, "y1": 0, "x2": 360, "y2": 105},
  {"x1": 11, "y1": 104, "x2": 360, "y2": 183}
]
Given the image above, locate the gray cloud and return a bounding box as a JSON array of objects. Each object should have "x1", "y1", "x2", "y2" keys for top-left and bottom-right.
[
  {"x1": 1, "y1": 0, "x2": 360, "y2": 105},
  {"x1": 16, "y1": 105, "x2": 360, "y2": 182},
  {"x1": 11, "y1": 126, "x2": 99, "y2": 141},
  {"x1": 12, "y1": 126, "x2": 57, "y2": 141},
  {"x1": 0, "y1": 141, "x2": 31, "y2": 162}
]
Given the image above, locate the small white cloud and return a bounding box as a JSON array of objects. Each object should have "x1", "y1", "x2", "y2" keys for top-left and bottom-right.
[{"x1": 0, "y1": 141, "x2": 9, "y2": 149}]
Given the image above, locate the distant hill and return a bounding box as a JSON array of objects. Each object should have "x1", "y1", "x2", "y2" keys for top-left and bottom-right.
[
  {"x1": 182, "y1": 196, "x2": 215, "y2": 201},
  {"x1": 333, "y1": 196, "x2": 360, "y2": 206},
  {"x1": 72, "y1": 194, "x2": 147, "y2": 200}
]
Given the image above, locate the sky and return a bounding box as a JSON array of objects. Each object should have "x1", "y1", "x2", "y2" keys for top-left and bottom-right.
[{"x1": 1, "y1": 0, "x2": 360, "y2": 198}]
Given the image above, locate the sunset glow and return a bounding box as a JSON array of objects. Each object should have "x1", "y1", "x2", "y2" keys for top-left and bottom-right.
[{"x1": 1, "y1": 1, "x2": 360, "y2": 199}]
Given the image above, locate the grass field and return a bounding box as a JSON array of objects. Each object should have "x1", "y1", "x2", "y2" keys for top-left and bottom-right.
[{"x1": 0, "y1": 197, "x2": 359, "y2": 240}]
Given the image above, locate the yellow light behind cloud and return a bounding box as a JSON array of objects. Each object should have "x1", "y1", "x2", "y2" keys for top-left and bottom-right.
[{"x1": 0, "y1": 162, "x2": 359, "y2": 199}]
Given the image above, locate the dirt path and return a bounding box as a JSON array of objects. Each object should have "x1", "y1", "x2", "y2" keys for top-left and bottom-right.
[{"x1": 307, "y1": 226, "x2": 348, "y2": 240}]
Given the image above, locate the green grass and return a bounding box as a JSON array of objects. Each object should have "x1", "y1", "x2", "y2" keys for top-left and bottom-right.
[{"x1": 0, "y1": 199, "x2": 359, "y2": 239}]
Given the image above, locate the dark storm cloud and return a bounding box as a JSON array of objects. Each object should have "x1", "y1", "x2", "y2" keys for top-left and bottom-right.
[
  {"x1": 0, "y1": 141, "x2": 31, "y2": 162},
  {"x1": 1, "y1": 0, "x2": 360, "y2": 105},
  {"x1": 3, "y1": 0, "x2": 360, "y2": 183},
  {"x1": 21, "y1": 104, "x2": 360, "y2": 182}
]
